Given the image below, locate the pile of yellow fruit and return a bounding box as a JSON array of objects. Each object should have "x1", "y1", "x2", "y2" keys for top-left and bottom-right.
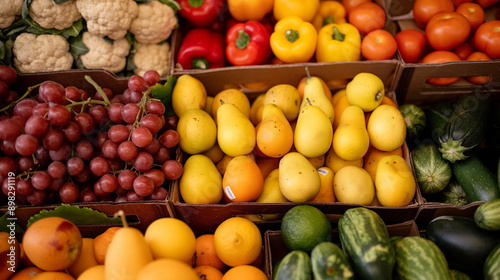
[
  {"x1": 174, "y1": 71, "x2": 416, "y2": 208},
  {"x1": 4, "y1": 214, "x2": 266, "y2": 280}
]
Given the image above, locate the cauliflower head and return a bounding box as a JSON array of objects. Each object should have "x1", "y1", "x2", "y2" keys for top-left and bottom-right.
[
  {"x1": 13, "y1": 33, "x2": 73, "y2": 73},
  {"x1": 133, "y1": 42, "x2": 171, "y2": 77},
  {"x1": 0, "y1": 0, "x2": 23, "y2": 29},
  {"x1": 76, "y1": 0, "x2": 139, "y2": 40},
  {"x1": 29, "y1": 0, "x2": 82, "y2": 30},
  {"x1": 80, "y1": 32, "x2": 131, "y2": 73},
  {"x1": 129, "y1": 0, "x2": 178, "y2": 44}
]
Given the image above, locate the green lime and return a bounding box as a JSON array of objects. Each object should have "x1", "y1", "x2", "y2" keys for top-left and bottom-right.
[{"x1": 281, "y1": 205, "x2": 332, "y2": 252}]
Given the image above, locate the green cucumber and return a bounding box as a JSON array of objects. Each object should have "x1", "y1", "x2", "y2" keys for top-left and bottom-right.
[
  {"x1": 439, "y1": 179, "x2": 469, "y2": 206},
  {"x1": 399, "y1": 104, "x2": 426, "y2": 142},
  {"x1": 425, "y1": 215, "x2": 500, "y2": 276},
  {"x1": 393, "y1": 236, "x2": 451, "y2": 280},
  {"x1": 439, "y1": 93, "x2": 492, "y2": 163},
  {"x1": 311, "y1": 242, "x2": 354, "y2": 280},
  {"x1": 412, "y1": 143, "x2": 452, "y2": 195},
  {"x1": 275, "y1": 250, "x2": 312, "y2": 280},
  {"x1": 452, "y1": 154, "x2": 500, "y2": 202},
  {"x1": 425, "y1": 102, "x2": 454, "y2": 144},
  {"x1": 484, "y1": 243, "x2": 500, "y2": 280},
  {"x1": 338, "y1": 207, "x2": 395, "y2": 280},
  {"x1": 449, "y1": 270, "x2": 471, "y2": 280},
  {"x1": 474, "y1": 199, "x2": 500, "y2": 231}
]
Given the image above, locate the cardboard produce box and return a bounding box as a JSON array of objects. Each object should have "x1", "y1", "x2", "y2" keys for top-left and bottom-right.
[
  {"x1": 385, "y1": 0, "x2": 500, "y2": 105},
  {"x1": 413, "y1": 201, "x2": 482, "y2": 230},
  {"x1": 264, "y1": 220, "x2": 420, "y2": 279}
]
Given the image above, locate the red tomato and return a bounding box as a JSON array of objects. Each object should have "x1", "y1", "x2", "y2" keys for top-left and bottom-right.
[
  {"x1": 474, "y1": 0, "x2": 499, "y2": 8},
  {"x1": 453, "y1": 42, "x2": 476, "y2": 59},
  {"x1": 425, "y1": 12, "x2": 471, "y2": 51},
  {"x1": 348, "y1": 2, "x2": 386, "y2": 35},
  {"x1": 455, "y1": 3, "x2": 485, "y2": 31},
  {"x1": 465, "y1": 51, "x2": 492, "y2": 85},
  {"x1": 342, "y1": 0, "x2": 373, "y2": 15},
  {"x1": 361, "y1": 29, "x2": 398, "y2": 60},
  {"x1": 395, "y1": 29, "x2": 427, "y2": 63},
  {"x1": 452, "y1": 0, "x2": 473, "y2": 5},
  {"x1": 422, "y1": 50, "x2": 462, "y2": 85},
  {"x1": 474, "y1": 20, "x2": 500, "y2": 59},
  {"x1": 412, "y1": 0, "x2": 455, "y2": 29}
]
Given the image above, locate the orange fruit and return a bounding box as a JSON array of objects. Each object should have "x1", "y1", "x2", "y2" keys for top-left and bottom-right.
[
  {"x1": 31, "y1": 271, "x2": 75, "y2": 280},
  {"x1": 221, "y1": 265, "x2": 267, "y2": 280},
  {"x1": 19, "y1": 243, "x2": 35, "y2": 268},
  {"x1": 214, "y1": 217, "x2": 262, "y2": 267},
  {"x1": 22, "y1": 217, "x2": 82, "y2": 271},
  {"x1": 331, "y1": 89, "x2": 347, "y2": 107},
  {"x1": 77, "y1": 265, "x2": 104, "y2": 280},
  {"x1": 1, "y1": 231, "x2": 19, "y2": 280},
  {"x1": 9, "y1": 267, "x2": 43, "y2": 280},
  {"x1": 144, "y1": 218, "x2": 196, "y2": 263},
  {"x1": 310, "y1": 167, "x2": 336, "y2": 202},
  {"x1": 194, "y1": 265, "x2": 224, "y2": 280},
  {"x1": 136, "y1": 259, "x2": 199, "y2": 280},
  {"x1": 256, "y1": 157, "x2": 280, "y2": 179},
  {"x1": 212, "y1": 88, "x2": 251, "y2": 123},
  {"x1": 297, "y1": 76, "x2": 332, "y2": 102},
  {"x1": 363, "y1": 144, "x2": 403, "y2": 181},
  {"x1": 92, "y1": 227, "x2": 120, "y2": 265},
  {"x1": 333, "y1": 94, "x2": 351, "y2": 130},
  {"x1": 222, "y1": 156, "x2": 264, "y2": 202},
  {"x1": 66, "y1": 238, "x2": 98, "y2": 278},
  {"x1": 193, "y1": 234, "x2": 226, "y2": 271}
]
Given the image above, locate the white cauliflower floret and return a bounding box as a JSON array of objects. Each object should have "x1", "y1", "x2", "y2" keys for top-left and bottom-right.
[
  {"x1": 29, "y1": 0, "x2": 82, "y2": 30},
  {"x1": 80, "y1": 32, "x2": 131, "y2": 73},
  {"x1": 133, "y1": 42, "x2": 171, "y2": 77},
  {"x1": 0, "y1": 0, "x2": 23, "y2": 29},
  {"x1": 129, "y1": 0, "x2": 178, "y2": 44},
  {"x1": 76, "y1": 0, "x2": 139, "y2": 40},
  {"x1": 13, "y1": 33, "x2": 73, "y2": 73}
]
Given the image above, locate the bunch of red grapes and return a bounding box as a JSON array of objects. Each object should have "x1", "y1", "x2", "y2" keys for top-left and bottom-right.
[{"x1": 0, "y1": 65, "x2": 183, "y2": 206}]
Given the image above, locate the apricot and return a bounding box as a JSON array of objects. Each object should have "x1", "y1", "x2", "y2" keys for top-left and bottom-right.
[
  {"x1": 9, "y1": 267, "x2": 44, "y2": 280},
  {"x1": 92, "y1": 227, "x2": 120, "y2": 265},
  {"x1": 31, "y1": 271, "x2": 75, "y2": 280},
  {"x1": 22, "y1": 217, "x2": 83, "y2": 271},
  {"x1": 66, "y1": 238, "x2": 98, "y2": 278}
]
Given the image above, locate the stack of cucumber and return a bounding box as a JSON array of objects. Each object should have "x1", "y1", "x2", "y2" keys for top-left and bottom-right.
[
  {"x1": 272, "y1": 206, "x2": 500, "y2": 279},
  {"x1": 401, "y1": 92, "x2": 500, "y2": 205}
]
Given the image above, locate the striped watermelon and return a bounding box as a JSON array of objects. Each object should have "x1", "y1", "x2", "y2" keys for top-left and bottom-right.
[
  {"x1": 311, "y1": 242, "x2": 354, "y2": 280},
  {"x1": 275, "y1": 250, "x2": 311, "y2": 280},
  {"x1": 338, "y1": 207, "x2": 395, "y2": 280},
  {"x1": 474, "y1": 198, "x2": 500, "y2": 231},
  {"x1": 393, "y1": 236, "x2": 452, "y2": 280},
  {"x1": 484, "y1": 243, "x2": 500, "y2": 280}
]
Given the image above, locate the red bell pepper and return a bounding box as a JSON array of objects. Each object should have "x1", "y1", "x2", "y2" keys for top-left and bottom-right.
[
  {"x1": 177, "y1": 28, "x2": 225, "y2": 69},
  {"x1": 225, "y1": 21, "x2": 272, "y2": 66},
  {"x1": 177, "y1": 0, "x2": 225, "y2": 27}
]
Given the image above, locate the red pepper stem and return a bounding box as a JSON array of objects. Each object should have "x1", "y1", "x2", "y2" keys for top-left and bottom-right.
[
  {"x1": 285, "y1": 29, "x2": 300, "y2": 43},
  {"x1": 236, "y1": 30, "x2": 251, "y2": 50},
  {"x1": 192, "y1": 58, "x2": 210, "y2": 69},
  {"x1": 332, "y1": 26, "x2": 345, "y2": 42},
  {"x1": 188, "y1": 0, "x2": 204, "y2": 8}
]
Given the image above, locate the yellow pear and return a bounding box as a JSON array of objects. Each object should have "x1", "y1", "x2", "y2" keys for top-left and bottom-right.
[
  {"x1": 333, "y1": 165, "x2": 374, "y2": 205},
  {"x1": 279, "y1": 152, "x2": 321, "y2": 202},
  {"x1": 325, "y1": 146, "x2": 363, "y2": 173},
  {"x1": 332, "y1": 105, "x2": 370, "y2": 161},
  {"x1": 264, "y1": 84, "x2": 302, "y2": 122},
  {"x1": 250, "y1": 93, "x2": 266, "y2": 125},
  {"x1": 217, "y1": 103, "x2": 256, "y2": 157},
  {"x1": 211, "y1": 88, "x2": 251, "y2": 123},
  {"x1": 256, "y1": 169, "x2": 289, "y2": 220},
  {"x1": 345, "y1": 72, "x2": 385, "y2": 112},
  {"x1": 300, "y1": 76, "x2": 335, "y2": 124},
  {"x1": 294, "y1": 103, "x2": 333, "y2": 158},
  {"x1": 177, "y1": 108, "x2": 216, "y2": 155},
  {"x1": 172, "y1": 75, "x2": 207, "y2": 116},
  {"x1": 180, "y1": 154, "x2": 223, "y2": 204},
  {"x1": 256, "y1": 103, "x2": 294, "y2": 158},
  {"x1": 375, "y1": 155, "x2": 416, "y2": 207}
]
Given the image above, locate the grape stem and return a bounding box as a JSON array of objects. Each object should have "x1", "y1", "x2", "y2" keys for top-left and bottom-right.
[
  {"x1": 84, "y1": 75, "x2": 111, "y2": 105},
  {"x1": 0, "y1": 84, "x2": 41, "y2": 113}
]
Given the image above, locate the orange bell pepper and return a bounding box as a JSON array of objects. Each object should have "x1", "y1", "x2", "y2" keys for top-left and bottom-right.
[{"x1": 227, "y1": 0, "x2": 274, "y2": 21}]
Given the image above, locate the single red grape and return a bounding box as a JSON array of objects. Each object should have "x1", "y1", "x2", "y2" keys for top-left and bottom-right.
[
  {"x1": 131, "y1": 126, "x2": 153, "y2": 148},
  {"x1": 159, "y1": 129, "x2": 180, "y2": 148},
  {"x1": 59, "y1": 182, "x2": 79, "y2": 203},
  {"x1": 162, "y1": 160, "x2": 184, "y2": 180},
  {"x1": 117, "y1": 140, "x2": 138, "y2": 162},
  {"x1": 89, "y1": 156, "x2": 111, "y2": 177},
  {"x1": 117, "y1": 169, "x2": 137, "y2": 190},
  {"x1": 133, "y1": 151, "x2": 153, "y2": 173},
  {"x1": 133, "y1": 175, "x2": 155, "y2": 197},
  {"x1": 15, "y1": 134, "x2": 39, "y2": 156},
  {"x1": 143, "y1": 70, "x2": 160, "y2": 87},
  {"x1": 128, "y1": 75, "x2": 147, "y2": 93}
]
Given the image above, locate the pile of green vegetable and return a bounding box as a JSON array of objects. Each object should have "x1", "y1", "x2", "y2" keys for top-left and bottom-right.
[{"x1": 400, "y1": 92, "x2": 500, "y2": 206}]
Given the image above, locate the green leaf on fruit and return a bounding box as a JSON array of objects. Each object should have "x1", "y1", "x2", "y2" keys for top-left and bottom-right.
[
  {"x1": 0, "y1": 212, "x2": 24, "y2": 233},
  {"x1": 151, "y1": 75, "x2": 177, "y2": 116},
  {"x1": 27, "y1": 204, "x2": 121, "y2": 228}
]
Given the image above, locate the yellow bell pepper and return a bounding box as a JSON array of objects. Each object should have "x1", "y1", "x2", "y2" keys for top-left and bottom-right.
[
  {"x1": 316, "y1": 23, "x2": 361, "y2": 62},
  {"x1": 273, "y1": 0, "x2": 320, "y2": 22},
  {"x1": 227, "y1": 0, "x2": 274, "y2": 21},
  {"x1": 270, "y1": 16, "x2": 318, "y2": 63},
  {"x1": 312, "y1": 1, "x2": 347, "y2": 31}
]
